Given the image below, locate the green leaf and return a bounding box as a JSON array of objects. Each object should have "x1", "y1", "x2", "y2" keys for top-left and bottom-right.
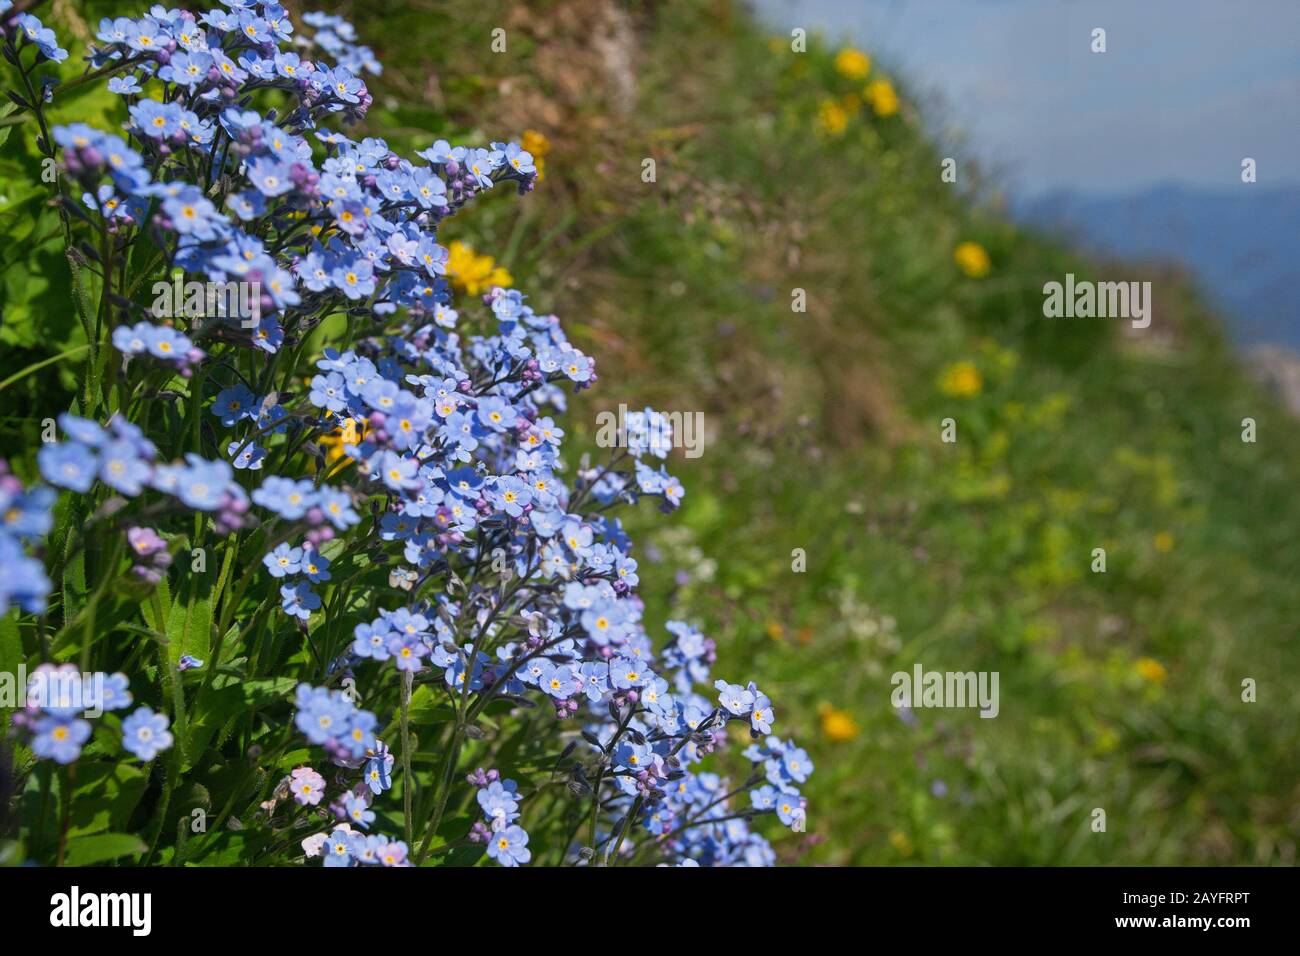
[
  {"x1": 67, "y1": 761, "x2": 148, "y2": 837},
  {"x1": 407, "y1": 684, "x2": 456, "y2": 725},
  {"x1": 140, "y1": 574, "x2": 172, "y2": 635},
  {"x1": 0, "y1": 611, "x2": 22, "y2": 674},
  {"x1": 436, "y1": 844, "x2": 485, "y2": 867},
  {"x1": 276, "y1": 748, "x2": 313, "y2": 769},
  {"x1": 65, "y1": 832, "x2": 148, "y2": 866},
  {"x1": 167, "y1": 571, "x2": 213, "y2": 666},
  {"x1": 0, "y1": 612, "x2": 21, "y2": 729},
  {"x1": 0, "y1": 102, "x2": 18, "y2": 151},
  {"x1": 183, "y1": 676, "x2": 297, "y2": 770},
  {"x1": 239, "y1": 676, "x2": 299, "y2": 705},
  {"x1": 182, "y1": 683, "x2": 242, "y2": 772}
]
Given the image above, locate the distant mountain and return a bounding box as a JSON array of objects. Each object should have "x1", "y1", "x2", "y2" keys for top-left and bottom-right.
[{"x1": 1015, "y1": 184, "x2": 1300, "y2": 348}]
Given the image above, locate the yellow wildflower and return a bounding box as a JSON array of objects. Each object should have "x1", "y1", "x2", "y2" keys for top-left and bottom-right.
[
  {"x1": 1135, "y1": 657, "x2": 1167, "y2": 684},
  {"x1": 765, "y1": 619, "x2": 785, "y2": 641},
  {"x1": 818, "y1": 703, "x2": 860, "y2": 743},
  {"x1": 865, "y1": 78, "x2": 899, "y2": 117},
  {"x1": 1093, "y1": 726, "x2": 1119, "y2": 755},
  {"x1": 889, "y1": 831, "x2": 913, "y2": 857},
  {"x1": 939, "y1": 361, "x2": 983, "y2": 399},
  {"x1": 834, "y1": 47, "x2": 871, "y2": 81},
  {"x1": 1154, "y1": 531, "x2": 1174, "y2": 553},
  {"x1": 954, "y1": 241, "x2": 991, "y2": 278},
  {"x1": 816, "y1": 98, "x2": 850, "y2": 136},
  {"x1": 446, "y1": 240, "x2": 512, "y2": 296},
  {"x1": 318, "y1": 417, "x2": 363, "y2": 469}
]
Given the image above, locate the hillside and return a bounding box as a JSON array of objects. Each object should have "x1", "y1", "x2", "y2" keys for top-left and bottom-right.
[
  {"x1": 2, "y1": 0, "x2": 1298, "y2": 866},
  {"x1": 346, "y1": 0, "x2": 1300, "y2": 864}
]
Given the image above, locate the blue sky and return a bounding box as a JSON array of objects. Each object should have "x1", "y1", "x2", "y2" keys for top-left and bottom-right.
[{"x1": 752, "y1": 0, "x2": 1300, "y2": 197}]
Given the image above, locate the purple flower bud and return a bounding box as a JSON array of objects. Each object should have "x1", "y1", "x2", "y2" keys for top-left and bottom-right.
[{"x1": 128, "y1": 526, "x2": 167, "y2": 558}]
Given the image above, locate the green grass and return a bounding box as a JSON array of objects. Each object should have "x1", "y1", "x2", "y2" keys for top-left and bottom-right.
[{"x1": 10, "y1": 0, "x2": 1300, "y2": 865}]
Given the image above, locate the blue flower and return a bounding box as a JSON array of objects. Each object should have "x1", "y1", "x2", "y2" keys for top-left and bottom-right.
[
  {"x1": 280, "y1": 582, "x2": 321, "y2": 620},
  {"x1": 715, "y1": 679, "x2": 754, "y2": 717},
  {"x1": 301, "y1": 550, "x2": 332, "y2": 583},
  {"x1": 253, "y1": 476, "x2": 318, "y2": 519},
  {"x1": 352, "y1": 621, "x2": 394, "y2": 660},
  {"x1": 750, "y1": 688, "x2": 775, "y2": 734},
  {"x1": 323, "y1": 827, "x2": 356, "y2": 867},
  {"x1": 782, "y1": 745, "x2": 812, "y2": 784},
  {"x1": 107, "y1": 75, "x2": 141, "y2": 96},
  {"x1": 485, "y1": 825, "x2": 531, "y2": 866},
  {"x1": 31, "y1": 715, "x2": 91, "y2": 764},
  {"x1": 578, "y1": 661, "x2": 610, "y2": 703},
  {"x1": 364, "y1": 750, "x2": 393, "y2": 794},
  {"x1": 475, "y1": 396, "x2": 517, "y2": 431},
  {"x1": 130, "y1": 99, "x2": 183, "y2": 139},
  {"x1": 476, "y1": 779, "x2": 520, "y2": 829},
  {"x1": 38, "y1": 442, "x2": 98, "y2": 492},
  {"x1": 263, "y1": 542, "x2": 304, "y2": 578},
  {"x1": 98, "y1": 441, "x2": 151, "y2": 495},
  {"x1": 227, "y1": 440, "x2": 267, "y2": 470},
  {"x1": 775, "y1": 793, "x2": 806, "y2": 830},
  {"x1": 376, "y1": 451, "x2": 419, "y2": 491},
  {"x1": 159, "y1": 51, "x2": 210, "y2": 89},
  {"x1": 58, "y1": 414, "x2": 108, "y2": 446},
  {"x1": 464, "y1": 148, "x2": 501, "y2": 189},
  {"x1": 309, "y1": 373, "x2": 348, "y2": 412},
  {"x1": 488, "y1": 475, "x2": 531, "y2": 518},
  {"x1": 0, "y1": 485, "x2": 53, "y2": 539},
  {"x1": 386, "y1": 632, "x2": 427, "y2": 672},
  {"x1": 174, "y1": 455, "x2": 233, "y2": 511},
  {"x1": 344, "y1": 795, "x2": 375, "y2": 829},
  {"x1": 16, "y1": 14, "x2": 68, "y2": 62},
  {"x1": 341, "y1": 710, "x2": 378, "y2": 759},
  {"x1": 0, "y1": 536, "x2": 51, "y2": 615},
  {"x1": 212, "y1": 385, "x2": 258, "y2": 426},
  {"x1": 614, "y1": 740, "x2": 653, "y2": 771},
  {"x1": 227, "y1": 190, "x2": 266, "y2": 221},
  {"x1": 121, "y1": 707, "x2": 173, "y2": 761},
  {"x1": 248, "y1": 158, "x2": 294, "y2": 197},
  {"x1": 610, "y1": 657, "x2": 650, "y2": 690},
  {"x1": 96, "y1": 672, "x2": 133, "y2": 712},
  {"x1": 294, "y1": 685, "x2": 351, "y2": 744},
  {"x1": 112, "y1": 322, "x2": 153, "y2": 356},
  {"x1": 502, "y1": 143, "x2": 536, "y2": 175}
]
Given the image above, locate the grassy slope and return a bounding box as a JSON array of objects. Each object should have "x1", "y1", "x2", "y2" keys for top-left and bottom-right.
[
  {"x1": 359, "y1": 0, "x2": 1300, "y2": 865},
  {"x1": 18, "y1": 0, "x2": 1299, "y2": 864}
]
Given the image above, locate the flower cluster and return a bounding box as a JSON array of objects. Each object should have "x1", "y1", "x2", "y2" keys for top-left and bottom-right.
[
  {"x1": 293, "y1": 683, "x2": 379, "y2": 766},
  {"x1": 1, "y1": 1, "x2": 812, "y2": 867},
  {"x1": 10, "y1": 664, "x2": 171, "y2": 765},
  {"x1": 127, "y1": 526, "x2": 172, "y2": 584},
  {"x1": 467, "y1": 770, "x2": 531, "y2": 866},
  {"x1": 811, "y1": 42, "x2": 901, "y2": 136},
  {"x1": 2, "y1": 4, "x2": 69, "y2": 64},
  {"x1": 38, "y1": 414, "x2": 249, "y2": 533},
  {"x1": 0, "y1": 461, "x2": 53, "y2": 616},
  {"x1": 304, "y1": 824, "x2": 410, "y2": 867}
]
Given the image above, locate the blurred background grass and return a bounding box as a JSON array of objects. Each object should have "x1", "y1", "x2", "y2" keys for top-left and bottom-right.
[{"x1": 6, "y1": 0, "x2": 1299, "y2": 864}]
